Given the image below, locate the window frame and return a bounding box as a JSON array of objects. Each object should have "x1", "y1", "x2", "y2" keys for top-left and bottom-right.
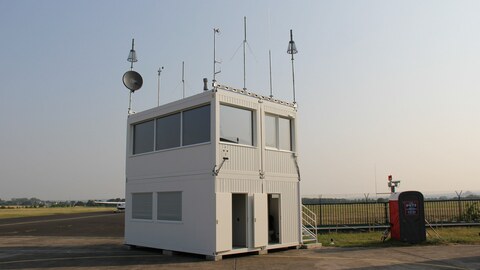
[
  {"x1": 156, "y1": 191, "x2": 183, "y2": 222},
  {"x1": 182, "y1": 104, "x2": 211, "y2": 146},
  {"x1": 219, "y1": 104, "x2": 255, "y2": 147},
  {"x1": 264, "y1": 113, "x2": 293, "y2": 152},
  {"x1": 132, "y1": 120, "x2": 155, "y2": 155},
  {"x1": 155, "y1": 112, "x2": 181, "y2": 151},
  {"x1": 131, "y1": 192, "x2": 153, "y2": 220}
]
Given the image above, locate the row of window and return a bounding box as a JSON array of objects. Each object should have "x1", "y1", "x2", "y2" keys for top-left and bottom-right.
[
  {"x1": 132, "y1": 192, "x2": 182, "y2": 221},
  {"x1": 132, "y1": 104, "x2": 293, "y2": 155},
  {"x1": 133, "y1": 105, "x2": 210, "y2": 154}
]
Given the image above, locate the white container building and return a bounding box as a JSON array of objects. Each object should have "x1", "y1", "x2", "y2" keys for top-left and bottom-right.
[{"x1": 125, "y1": 83, "x2": 311, "y2": 260}]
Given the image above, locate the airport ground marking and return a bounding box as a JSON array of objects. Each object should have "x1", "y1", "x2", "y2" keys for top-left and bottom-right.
[
  {"x1": 0, "y1": 254, "x2": 166, "y2": 265},
  {"x1": 0, "y1": 251, "x2": 473, "y2": 269},
  {"x1": 0, "y1": 213, "x2": 117, "y2": 227},
  {"x1": 267, "y1": 254, "x2": 469, "y2": 269}
]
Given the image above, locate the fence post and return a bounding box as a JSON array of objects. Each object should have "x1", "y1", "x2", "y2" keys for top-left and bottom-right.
[
  {"x1": 318, "y1": 197, "x2": 322, "y2": 226},
  {"x1": 364, "y1": 194, "x2": 370, "y2": 231},
  {"x1": 384, "y1": 202, "x2": 389, "y2": 225},
  {"x1": 456, "y1": 191, "x2": 463, "y2": 221}
]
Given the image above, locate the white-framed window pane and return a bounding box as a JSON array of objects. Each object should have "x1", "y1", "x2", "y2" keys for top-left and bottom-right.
[
  {"x1": 157, "y1": 192, "x2": 182, "y2": 221},
  {"x1": 133, "y1": 120, "x2": 154, "y2": 154},
  {"x1": 220, "y1": 105, "x2": 253, "y2": 145},
  {"x1": 182, "y1": 105, "x2": 211, "y2": 146},
  {"x1": 265, "y1": 115, "x2": 276, "y2": 148},
  {"x1": 156, "y1": 113, "x2": 181, "y2": 150},
  {"x1": 132, "y1": 193, "x2": 152, "y2": 219},
  {"x1": 278, "y1": 117, "x2": 292, "y2": 151}
]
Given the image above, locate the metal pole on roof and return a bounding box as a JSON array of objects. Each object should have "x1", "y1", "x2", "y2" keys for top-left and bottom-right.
[
  {"x1": 269, "y1": 49, "x2": 273, "y2": 97},
  {"x1": 157, "y1": 66, "x2": 163, "y2": 106},
  {"x1": 287, "y1": 29, "x2": 298, "y2": 104},
  {"x1": 182, "y1": 61, "x2": 185, "y2": 98},
  {"x1": 243, "y1": 16, "x2": 247, "y2": 90},
  {"x1": 213, "y1": 28, "x2": 221, "y2": 83}
]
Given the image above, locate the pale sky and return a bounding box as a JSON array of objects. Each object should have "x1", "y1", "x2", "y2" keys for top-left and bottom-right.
[{"x1": 1, "y1": 0, "x2": 479, "y2": 200}]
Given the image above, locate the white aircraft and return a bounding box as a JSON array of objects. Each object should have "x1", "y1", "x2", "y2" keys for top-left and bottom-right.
[{"x1": 94, "y1": 201, "x2": 125, "y2": 212}]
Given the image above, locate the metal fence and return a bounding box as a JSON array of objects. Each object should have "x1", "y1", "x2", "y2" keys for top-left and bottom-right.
[{"x1": 303, "y1": 199, "x2": 480, "y2": 230}]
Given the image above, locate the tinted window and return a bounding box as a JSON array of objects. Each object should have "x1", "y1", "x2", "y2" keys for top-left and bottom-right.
[
  {"x1": 265, "y1": 115, "x2": 276, "y2": 148},
  {"x1": 278, "y1": 117, "x2": 291, "y2": 151},
  {"x1": 132, "y1": 193, "x2": 152, "y2": 219},
  {"x1": 265, "y1": 114, "x2": 292, "y2": 151},
  {"x1": 156, "y1": 113, "x2": 181, "y2": 150},
  {"x1": 133, "y1": 120, "x2": 154, "y2": 154},
  {"x1": 220, "y1": 105, "x2": 253, "y2": 145},
  {"x1": 182, "y1": 105, "x2": 210, "y2": 146},
  {"x1": 157, "y1": 192, "x2": 182, "y2": 221}
]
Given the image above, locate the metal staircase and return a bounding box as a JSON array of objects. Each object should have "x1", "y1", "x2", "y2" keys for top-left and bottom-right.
[{"x1": 301, "y1": 205, "x2": 318, "y2": 244}]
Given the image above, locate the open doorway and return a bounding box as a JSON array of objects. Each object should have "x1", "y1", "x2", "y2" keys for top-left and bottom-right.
[
  {"x1": 268, "y1": 194, "x2": 280, "y2": 244},
  {"x1": 232, "y1": 193, "x2": 248, "y2": 248}
]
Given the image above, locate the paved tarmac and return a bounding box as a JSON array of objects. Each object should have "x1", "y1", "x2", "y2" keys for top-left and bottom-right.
[{"x1": 0, "y1": 211, "x2": 479, "y2": 269}]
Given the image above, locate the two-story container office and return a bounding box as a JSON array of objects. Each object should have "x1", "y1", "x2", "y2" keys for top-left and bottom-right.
[{"x1": 125, "y1": 83, "x2": 301, "y2": 260}]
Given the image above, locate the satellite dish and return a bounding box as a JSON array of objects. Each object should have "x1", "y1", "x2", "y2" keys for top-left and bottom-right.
[{"x1": 122, "y1": 70, "x2": 143, "y2": 91}]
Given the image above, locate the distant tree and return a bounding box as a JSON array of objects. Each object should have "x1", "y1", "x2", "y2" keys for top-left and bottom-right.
[
  {"x1": 11, "y1": 198, "x2": 29, "y2": 206},
  {"x1": 74, "y1": 201, "x2": 85, "y2": 207},
  {"x1": 464, "y1": 202, "x2": 479, "y2": 222},
  {"x1": 50, "y1": 201, "x2": 70, "y2": 207},
  {"x1": 107, "y1": 198, "x2": 125, "y2": 202},
  {"x1": 30, "y1": 198, "x2": 42, "y2": 207},
  {"x1": 86, "y1": 200, "x2": 96, "y2": 207}
]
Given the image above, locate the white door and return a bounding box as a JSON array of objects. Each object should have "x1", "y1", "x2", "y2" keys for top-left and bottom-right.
[
  {"x1": 253, "y1": 193, "x2": 268, "y2": 247},
  {"x1": 216, "y1": 193, "x2": 232, "y2": 252}
]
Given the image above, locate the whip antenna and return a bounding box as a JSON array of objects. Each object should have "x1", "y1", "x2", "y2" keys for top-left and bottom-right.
[
  {"x1": 243, "y1": 16, "x2": 247, "y2": 90},
  {"x1": 213, "y1": 28, "x2": 221, "y2": 84},
  {"x1": 182, "y1": 61, "x2": 185, "y2": 98},
  {"x1": 157, "y1": 66, "x2": 164, "y2": 106}
]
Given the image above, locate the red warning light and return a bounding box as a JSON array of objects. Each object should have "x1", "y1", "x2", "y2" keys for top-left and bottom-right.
[{"x1": 388, "y1": 175, "x2": 393, "y2": 181}]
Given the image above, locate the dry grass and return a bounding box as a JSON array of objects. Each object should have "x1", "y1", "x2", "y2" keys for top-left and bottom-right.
[{"x1": 0, "y1": 207, "x2": 114, "y2": 219}]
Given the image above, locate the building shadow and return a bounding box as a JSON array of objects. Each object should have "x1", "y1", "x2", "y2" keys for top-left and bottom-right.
[{"x1": 0, "y1": 244, "x2": 208, "y2": 269}]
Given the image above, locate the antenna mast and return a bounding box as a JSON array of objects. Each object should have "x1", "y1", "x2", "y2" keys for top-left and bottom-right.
[
  {"x1": 182, "y1": 61, "x2": 185, "y2": 98},
  {"x1": 213, "y1": 28, "x2": 221, "y2": 84},
  {"x1": 287, "y1": 29, "x2": 298, "y2": 104},
  {"x1": 123, "y1": 38, "x2": 142, "y2": 115},
  {"x1": 128, "y1": 39, "x2": 136, "y2": 70},
  {"x1": 243, "y1": 16, "x2": 247, "y2": 90},
  {"x1": 157, "y1": 66, "x2": 164, "y2": 106},
  {"x1": 267, "y1": 8, "x2": 273, "y2": 98},
  {"x1": 269, "y1": 50, "x2": 273, "y2": 97}
]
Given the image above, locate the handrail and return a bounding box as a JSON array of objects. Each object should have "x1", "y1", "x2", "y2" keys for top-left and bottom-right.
[{"x1": 301, "y1": 204, "x2": 318, "y2": 243}]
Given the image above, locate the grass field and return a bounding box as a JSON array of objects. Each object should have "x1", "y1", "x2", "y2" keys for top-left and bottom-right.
[
  {"x1": 0, "y1": 207, "x2": 115, "y2": 219},
  {"x1": 317, "y1": 227, "x2": 480, "y2": 247}
]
